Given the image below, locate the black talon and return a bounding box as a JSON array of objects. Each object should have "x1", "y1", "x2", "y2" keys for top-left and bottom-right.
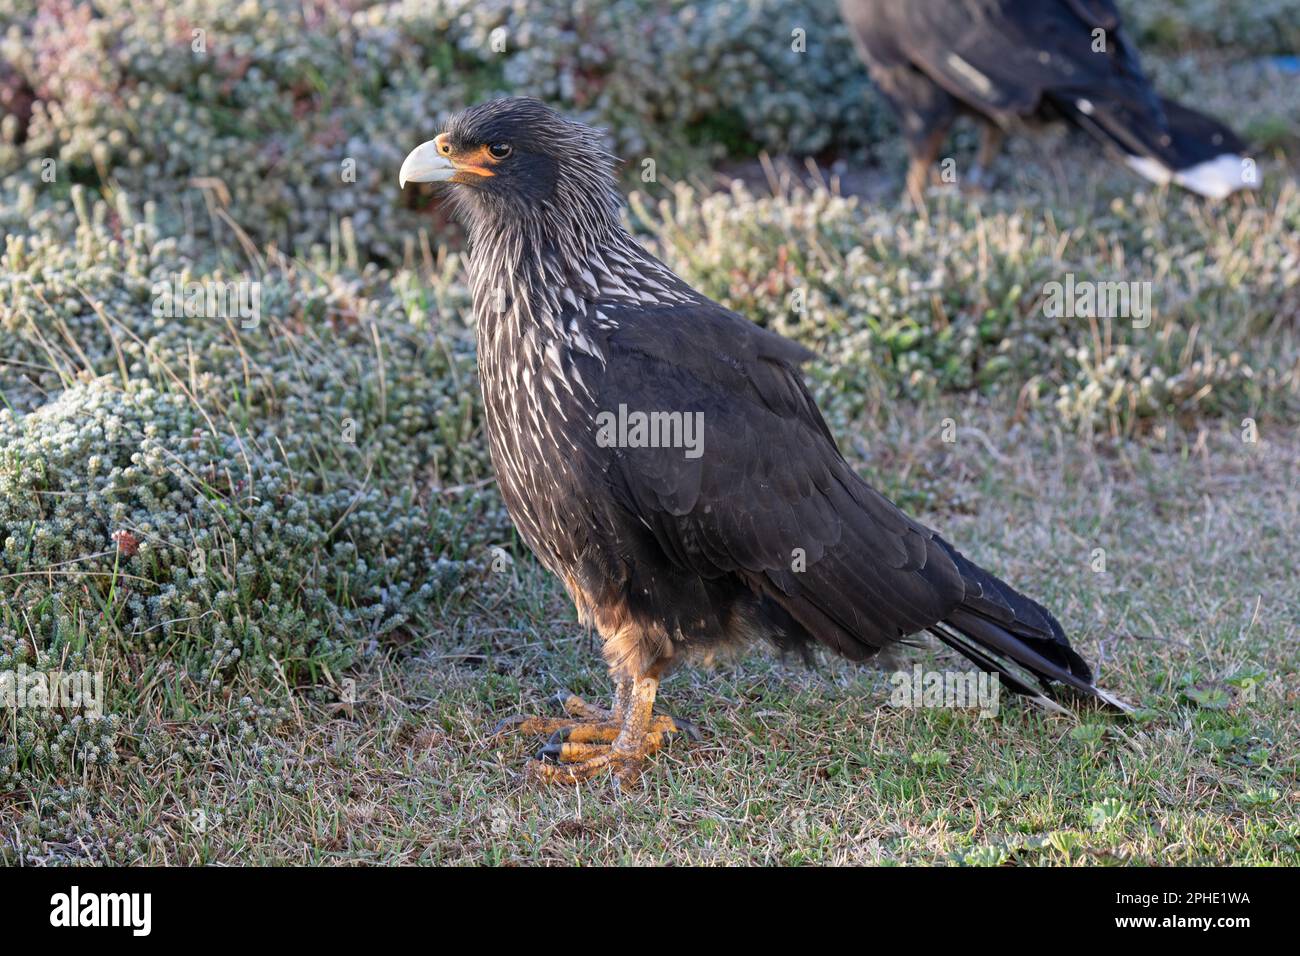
[
  {"x1": 551, "y1": 689, "x2": 575, "y2": 710},
  {"x1": 536, "y1": 742, "x2": 563, "y2": 762},
  {"x1": 668, "y1": 715, "x2": 703, "y2": 743},
  {"x1": 490, "y1": 715, "x2": 527, "y2": 736},
  {"x1": 547, "y1": 728, "x2": 571, "y2": 746}
]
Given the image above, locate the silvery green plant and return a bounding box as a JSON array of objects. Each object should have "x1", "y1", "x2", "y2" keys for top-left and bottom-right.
[
  {"x1": 0, "y1": 190, "x2": 512, "y2": 792},
  {"x1": 1, "y1": 0, "x2": 1294, "y2": 262},
  {"x1": 631, "y1": 179, "x2": 1296, "y2": 436}
]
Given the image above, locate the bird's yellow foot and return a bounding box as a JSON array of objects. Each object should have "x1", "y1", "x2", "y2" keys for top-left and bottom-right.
[
  {"x1": 491, "y1": 680, "x2": 699, "y2": 788},
  {"x1": 531, "y1": 714, "x2": 694, "y2": 786}
]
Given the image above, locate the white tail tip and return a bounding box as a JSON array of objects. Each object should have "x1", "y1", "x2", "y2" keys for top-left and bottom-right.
[{"x1": 1127, "y1": 153, "x2": 1259, "y2": 199}]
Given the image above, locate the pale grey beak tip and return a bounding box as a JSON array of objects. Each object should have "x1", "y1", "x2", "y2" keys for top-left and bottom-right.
[{"x1": 399, "y1": 140, "x2": 455, "y2": 188}]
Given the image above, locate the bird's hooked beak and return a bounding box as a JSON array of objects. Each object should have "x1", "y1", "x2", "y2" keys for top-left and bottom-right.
[
  {"x1": 399, "y1": 134, "x2": 455, "y2": 188},
  {"x1": 399, "y1": 133, "x2": 495, "y2": 188}
]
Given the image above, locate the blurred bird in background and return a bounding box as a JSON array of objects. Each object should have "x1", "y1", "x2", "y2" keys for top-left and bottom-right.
[
  {"x1": 400, "y1": 98, "x2": 1128, "y2": 789},
  {"x1": 837, "y1": 0, "x2": 1259, "y2": 204}
]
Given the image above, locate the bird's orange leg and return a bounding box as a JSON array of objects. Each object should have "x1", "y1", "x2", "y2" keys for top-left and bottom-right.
[
  {"x1": 966, "y1": 121, "x2": 1004, "y2": 193},
  {"x1": 492, "y1": 677, "x2": 699, "y2": 787},
  {"x1": 904, "y1": 122, "x2": 952, "y2": 211}
]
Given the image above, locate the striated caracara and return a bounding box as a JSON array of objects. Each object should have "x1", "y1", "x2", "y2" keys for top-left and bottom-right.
[
  {"x1": 837, "y1": 0, "x2": 1258, "y2": 204},
  {"x1": 400, "y1": 98, "x2": 1127, "y2": 787}
]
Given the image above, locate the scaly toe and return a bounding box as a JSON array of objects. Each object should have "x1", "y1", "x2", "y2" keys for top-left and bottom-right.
[
  {"x1": 549, "y1": 722, "x2": 619, "y2": 745},
  {"x1": 526, "y1": 752, "x2": 617, "y2": 784},
  {"x1": 536, "y1": 740, "x2": 609, "y2": 763},
  {"x1": 491, "y1": 714, "x2": 586, "y2": 737},
  {"x1": 552, "y1": 689, "x2": 611, "y2": 720}
]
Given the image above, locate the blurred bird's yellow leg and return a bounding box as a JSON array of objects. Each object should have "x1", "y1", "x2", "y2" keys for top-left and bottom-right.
[{"x1": 966, "y1": 122, "x2": 1005, "y2": 192}]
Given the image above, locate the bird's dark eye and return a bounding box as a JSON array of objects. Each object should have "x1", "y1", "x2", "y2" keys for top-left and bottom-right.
[{"x1": 487, "y1": 143, "x2": 512, "y2": 160}]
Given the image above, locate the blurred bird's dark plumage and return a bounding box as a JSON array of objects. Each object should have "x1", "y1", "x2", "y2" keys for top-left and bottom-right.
[
  {"x1": 837, "y1": 0, "x2": 1257, "y2": 202},
  {"x1": 400, "y1": 98, "x2": 1128, "y2": 787}
]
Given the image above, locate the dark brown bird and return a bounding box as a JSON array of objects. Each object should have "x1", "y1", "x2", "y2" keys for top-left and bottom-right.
[
  {"x1": 837, "y1": 0, "x2": 1258, "y2": 204},
  {"x1": 400, "y1": 98, "x2": 1127, "y2": 787}
]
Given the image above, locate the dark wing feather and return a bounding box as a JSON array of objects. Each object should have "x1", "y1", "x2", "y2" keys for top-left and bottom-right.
[
  {"x1": 588, "y1": 300, "x2": 966, "y2": 660},
  {"x1": 903, "y1": 2, "x2": 1154, "y2": 111},
  {"x1": 569, "y1": 298, "x2": 1120, "y2": 706},
  {"x1": 871, "y1": 0, "x2": 1186, "y2": 163}
]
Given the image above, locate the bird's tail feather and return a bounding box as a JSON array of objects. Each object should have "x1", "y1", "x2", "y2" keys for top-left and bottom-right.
[
  {"x1": 1054, "y1": 93, "x2": 1255, "y2": 199},
  {"x1": 1154, "y1": 96, "x2": 1257, "y2": 199},
  {"x1": 928, "y1": 623, "x2": 1071, "y2": 715},
  {"x1": 929, "y1": 610, "x2": 1133, "y2": 715}
]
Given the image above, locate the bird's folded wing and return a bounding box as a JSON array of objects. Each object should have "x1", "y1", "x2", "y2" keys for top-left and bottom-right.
[
  {"x1": 898, "y1": 0, "x2": 1162, "y2": 127},
  {"x1": 588, "y1": 301, "x2": 966, "y2": 654}
]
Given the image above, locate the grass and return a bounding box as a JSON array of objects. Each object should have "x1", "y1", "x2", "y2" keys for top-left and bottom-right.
[{"x1": 3, "y1": 400, "x2": 1294, "y2": 865}]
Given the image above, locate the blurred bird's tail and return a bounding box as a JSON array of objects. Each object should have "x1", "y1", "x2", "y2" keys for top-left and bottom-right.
[
  {"x1": 927, "y1": 543, "x2": 1133, "y2": 715},
  {"x1": 1058, "y1": 93, "x2": 1257, "y2": 199}
]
